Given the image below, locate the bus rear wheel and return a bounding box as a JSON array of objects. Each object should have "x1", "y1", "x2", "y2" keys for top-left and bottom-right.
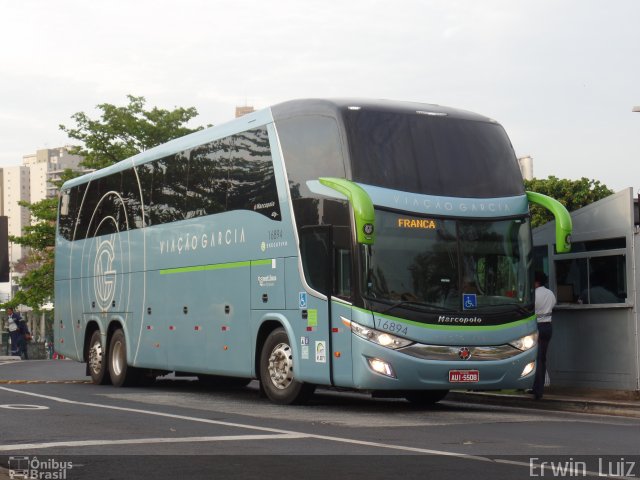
[
  {"x1": 88, "y1": 330, "x2": 110, "y2": 385},
  {"x1": 108, "y1": 329, "x2": 140, "y2": 387},
  {"x1": 259, "y1": 327, "x2": 314, "y2": 405},
  {"x1": 405, "y1": 390, "x2": 449, "y2": 405}
]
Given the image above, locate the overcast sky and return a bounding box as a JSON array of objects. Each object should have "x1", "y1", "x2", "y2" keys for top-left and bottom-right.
[{"x1": 1, "y1": 0, "x2": 638, "y2": 193}]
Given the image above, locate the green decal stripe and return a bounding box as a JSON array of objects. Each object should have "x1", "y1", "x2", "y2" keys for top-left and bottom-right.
[
  {"x1": 352, "y1": 306, "x2": 535, "y2": 331},
  {"x1": 160, "y1": 258, "x2": 271, "y2": 275}
]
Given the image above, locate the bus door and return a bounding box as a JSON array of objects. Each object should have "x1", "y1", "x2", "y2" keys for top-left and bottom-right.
[
  {"x1": 329, "y1": 225, "x2": 354, "y2": 387},
  {"x1": 299, "y1": 225, "x2": 354, "y2": 387}
]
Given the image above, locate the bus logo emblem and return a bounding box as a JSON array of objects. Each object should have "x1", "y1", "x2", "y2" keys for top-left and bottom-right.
[
  {"x1": 94, "y1": 236, "x2": 117, "y2": 311},
  {"x1": 458, "y1": 347, "x2": 471, "y2": 360}
]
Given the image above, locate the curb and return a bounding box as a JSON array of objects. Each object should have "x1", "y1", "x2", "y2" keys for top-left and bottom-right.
[
  {"x1": 0, "y1": 356, "x2": 21, "y2": 361},
  {"x1": 447, "y1": 391, "x2": 640, "y2": 418}
]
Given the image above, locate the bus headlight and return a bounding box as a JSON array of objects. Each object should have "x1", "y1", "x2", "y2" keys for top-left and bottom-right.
[
  {"x1": 521, "y1": 361, "x2": 535, "y2": 377},
  {"x1": 367, "y1": 357, "x2": 396, "y2": 378},
  {"x1": 509, "y1": 332, "x2": 538, "y2": 352},
  {"x1": 346, "y1": 319, "x2": 414, "y2": 350}
]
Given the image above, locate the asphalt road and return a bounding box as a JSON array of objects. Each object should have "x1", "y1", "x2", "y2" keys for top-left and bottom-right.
[{"x1": 1, "y1": 360, "x2": 639, "y2": 479}]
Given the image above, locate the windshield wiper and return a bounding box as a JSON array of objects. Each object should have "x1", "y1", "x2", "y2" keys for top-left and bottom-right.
[
  {"x1": 377, "y1": 299, "x2": 456, "y2": 315},
  {"x1": 379, "y1": 300, "x2": 425, "y2": 315}
]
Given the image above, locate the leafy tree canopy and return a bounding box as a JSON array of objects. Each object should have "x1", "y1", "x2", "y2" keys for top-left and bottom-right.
[
  {"x1": 525, "y1": 176, "x2": 614, "y2": 228},
  {"x1": 60, "y1": 94, "x2": 204, "y2": 170}
]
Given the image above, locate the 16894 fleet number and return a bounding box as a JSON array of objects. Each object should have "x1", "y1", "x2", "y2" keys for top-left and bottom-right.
[{"x1": 375, "y1": 319, "x2": 408, "y2": 336}]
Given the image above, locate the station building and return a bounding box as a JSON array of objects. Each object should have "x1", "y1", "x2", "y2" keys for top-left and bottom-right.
[{"x1": 533, "y1": 188, "x2": 640, "y2": 391}]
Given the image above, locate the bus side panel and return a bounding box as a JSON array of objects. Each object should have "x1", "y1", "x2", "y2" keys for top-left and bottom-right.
[
  {"x1": 54, "y1": 238, "x2": 79, "y2": 359},
  {"x1": 160, "y1": 265, "x2": 252, "y2": 376},
  {"x1": 205, "y1": 266, "x2": 252, "y2": 377},
  {"x1": 330, "y1": 302, "x2": 354, "y2": 387},
  {"x1": 292, "y1": 294, "x2": 331, "y2": 385},
  {"x1": 273, "y1": 256, "x2": 331, "y2": 385},
  {"x1": 54, "y1": 278, "x2": 79, "y2": 360},
  {"x1": 127, "y1": 270, "x2": 164, "y2": 370},
  {"x1": 251, "y1": 258, "x2": 285, "y2": 310}
]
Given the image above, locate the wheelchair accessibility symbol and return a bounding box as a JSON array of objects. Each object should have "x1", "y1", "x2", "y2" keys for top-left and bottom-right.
[{"x1": 463, "y1": 293, "x2": 477, "y2": 310}]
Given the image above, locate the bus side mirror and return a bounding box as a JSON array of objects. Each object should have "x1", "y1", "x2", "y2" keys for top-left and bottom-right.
[
  {"x1": 526, "y1": 191, "x2": 573, "y2": 253},
  {"x1": 318, "y1": 177, "x2": 375, "y2": 245}
]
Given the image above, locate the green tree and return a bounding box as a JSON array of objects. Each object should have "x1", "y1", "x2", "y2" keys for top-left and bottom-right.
[
  {"x1": 60, "y1": 94, "x2": 204, "y2": 170},
  {"x1": 8, "y1": 197, "x2": 58, "y2": 309},
  {"x1": 7, "y1": 95, "x2": 206, "y2": 309},
  {"x1": 525, "y1": 176, "x2": 614, "y2": 228}
]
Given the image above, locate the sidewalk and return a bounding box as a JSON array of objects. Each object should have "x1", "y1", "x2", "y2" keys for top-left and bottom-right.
[
  {"x1": 0, "y1": 355, "x2": 22, "y2": 361},
  {"x1": 448, "y1": 387, "x2": 640, "y2": 418}
]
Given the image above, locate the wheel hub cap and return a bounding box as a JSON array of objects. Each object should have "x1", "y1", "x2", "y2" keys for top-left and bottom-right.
[{"x1": 268, "y1": 342, "x2": 293, "y2": 390}]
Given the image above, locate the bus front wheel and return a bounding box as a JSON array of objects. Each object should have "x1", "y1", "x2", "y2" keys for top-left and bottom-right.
[
  {"x1": 108, "y1": 329, "x2": 139, "y2": 388},
  {"x1": 259, "y1": 327, "x2": 314, "y2": 405},
  {"x1": 88, "y1": 330, "x2": 110, "y2": 385}
]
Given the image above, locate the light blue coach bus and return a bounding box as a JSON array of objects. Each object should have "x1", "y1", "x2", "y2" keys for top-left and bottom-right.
[{"x1": 55, "y1": 99, "x2": 572, "y2": 404}]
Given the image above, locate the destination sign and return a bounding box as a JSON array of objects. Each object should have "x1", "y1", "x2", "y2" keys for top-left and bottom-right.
[{"x1": 397, "y1": 218, "x2": 437, "y2": 229}]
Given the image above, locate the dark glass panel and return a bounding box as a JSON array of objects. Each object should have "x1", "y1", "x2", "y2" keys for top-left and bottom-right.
[
  {"x1": 186, "y1": 138, "x2": 229, "y2": 217},
  {"x1": 227, "y1": 127, "x2": 281, "y2": 221},
  {"x1": 343, "y1": 110, "x2": 523, "y2": 198}
]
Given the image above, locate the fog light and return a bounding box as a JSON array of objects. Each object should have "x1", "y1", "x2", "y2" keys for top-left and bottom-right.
[
  {"x1": 521, "y1": 361, "x2": 535, "y2": 377},
  {"x1": 367, "y1": 358, "x2": 396, "y2": 378}
]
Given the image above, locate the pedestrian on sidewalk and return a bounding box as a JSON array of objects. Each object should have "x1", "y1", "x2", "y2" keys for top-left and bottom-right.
[
  {"x1": 6, "y1": 307, "x2": 30, "y2": 359},
  {"x1": 532, "y1": 271, "x2": 556, "y2": 400}
]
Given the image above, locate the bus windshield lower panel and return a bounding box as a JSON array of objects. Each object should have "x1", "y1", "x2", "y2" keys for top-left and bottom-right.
[{"x1": 362, "y1": 210, "x2": 533, "y2": 319}]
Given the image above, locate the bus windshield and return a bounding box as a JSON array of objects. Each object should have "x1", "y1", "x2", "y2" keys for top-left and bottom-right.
[
  {"x1": 362, "y1": 210, "x2": 533, "y2": 315},
  {"x1": 343, "y1": 109, "x2": 524, "y2": 198}
]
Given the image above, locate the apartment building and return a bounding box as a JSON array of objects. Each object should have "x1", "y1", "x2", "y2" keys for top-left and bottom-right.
[{"x1": 23, "y1": 146, "x2": 84, "y2": 202}]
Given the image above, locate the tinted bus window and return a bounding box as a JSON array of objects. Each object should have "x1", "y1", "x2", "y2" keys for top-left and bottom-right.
[
  {"x1": 146, "y1": 155, "x2": 189, "y2": 225},
  {"x1": 68, "y1": 126, "x2": 280, "y2": 239},
  {"x1": 186, "y1": 138, "x2": 229, "y2": 218},
  {"x1": 58, "y1": 184, "x2": 86, "y2": 241},
  {"x1": 228, "y1": 128, "x2": 280, "y2": 220},
  {"x1": 343, "y1": 111, "x2": 524, "y2": 198}
]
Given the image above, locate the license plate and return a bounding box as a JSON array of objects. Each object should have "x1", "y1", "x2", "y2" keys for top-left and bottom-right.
[{"x1": 449, "y1": 370, "x2": 479, "y2": 383}]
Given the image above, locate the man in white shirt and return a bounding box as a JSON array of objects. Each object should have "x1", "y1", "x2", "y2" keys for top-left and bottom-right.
[{"x1": 532, "y1": 271, "x2": 556, "y2": 400}]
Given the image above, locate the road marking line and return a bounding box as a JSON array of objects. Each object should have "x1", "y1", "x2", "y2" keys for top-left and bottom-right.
[
  {"x1": 0, "y1": 434, "x2": 307, "y2": 452},
  {"x1": 1, "y1": 385, "x2": 624, "y2": 478},
  {"x1": 0, "y1": 385, "x2": 486, "y2": 458}
]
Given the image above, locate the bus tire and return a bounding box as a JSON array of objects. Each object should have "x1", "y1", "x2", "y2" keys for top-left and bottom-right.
[
  {"x1": 405, "y1": 390, "x2": 449, "y2": 405},
  {"x1": 259, "y1": 327, "x2": 314, "y2": 405},
  {"x1": 88, "y1": 329, "x2": 110, "y2": 385},
  {"x1": 108, "y1": 329, "x2": 139, "y2": 388}
]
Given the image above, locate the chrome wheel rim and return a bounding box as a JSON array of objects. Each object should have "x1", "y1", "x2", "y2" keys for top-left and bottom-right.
[
  {"x1": 111, "y1": 340, "x2": 124, "y2": 377},
  {"x1": 89, "y1": 339, "x2": 103, "y2": 375},
  {"x1": 268, "y1": 342, "x2": 293, "y2": 390}
]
